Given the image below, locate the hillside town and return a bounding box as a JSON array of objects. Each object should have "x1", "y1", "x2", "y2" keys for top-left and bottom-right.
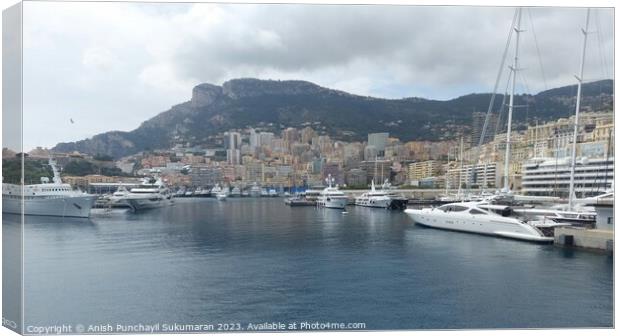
[{"x1": 7, "y1": 110, "x2": 613, "y2": 198}]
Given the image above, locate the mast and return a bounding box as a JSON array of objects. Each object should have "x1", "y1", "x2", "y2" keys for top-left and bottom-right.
[
  {"x1": 458, "y1": 136, "x2": 464, "y2": 199},
  {"x1": 503, "y1": 7, "x2": 522, "y2": 193},
  {"x1": 568, "y1": 8, "x2": 591, "y2": 211},
  {"x1": 445, "y1": 148, "x2": 451, "y2": 196}
]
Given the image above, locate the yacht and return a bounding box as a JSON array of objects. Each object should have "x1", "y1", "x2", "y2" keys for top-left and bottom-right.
[
  {"x1": 98, "y1": 185, "x2": 132, "y2": 208},
  {"x1": 303, "y1": 186, "x2": 323, "y2": 203},
  {"x1": 355, "y1": 180, "x2": 391, "y2": 208},
  {"x1": 268, "y1": 188, "x2": 278, "y2": 197},
  {"x1": 230, "y1": 186, "x2": 241, "y2": 197},
  {"x1": 215, "y1": 190, "x2": 228, "y2": 201},
  {"x1": 114, "y1": 177, "x2": 171, "y2": 211},
  {"x1": 260, "y1": 188, "x2": 269, "y2": 197},
  {"x1": 249, "y1": 183, "x2": 261, "y2": 197},
  {"x1": 355, "y1": 180, "x2": 408, "y2": 210},
  {"x1": 405, "y1": 202, "x2": 554, "y2": 243},
  {"x1": 2, "y1": 158, "x2": 97, "y2": 218},
  {"x1": 210, "y1": 184, "x2": 222, "y2": 196},
  {"x1": 316, "y1": 175, "x2": 348, "y2": 209},
  {"x1": 200, "y1": 188, "x2": 210, "y2": 197}
]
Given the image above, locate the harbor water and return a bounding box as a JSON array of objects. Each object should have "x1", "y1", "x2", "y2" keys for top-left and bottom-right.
[{"x1": 5, "y1": 198, "x2": 613, "y2": 330}]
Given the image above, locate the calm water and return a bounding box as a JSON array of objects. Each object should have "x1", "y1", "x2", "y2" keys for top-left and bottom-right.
[{"x1": 6, "y1": 198, "x2": 614, "y2": 331}]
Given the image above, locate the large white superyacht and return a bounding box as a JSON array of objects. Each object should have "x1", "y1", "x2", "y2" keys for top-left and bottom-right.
[
  {"x1": 113, "y1": 176, "x2": 172, "y2": 211},
  {"x1": 2, "y1": 158, "x2": 97, "y2": 218},
  {"x1": 405, "y1": 202, "x2": 554, "y2": 243},
  {"x1": 355, "y1": 180, "x2": 409, "y2": 210}
]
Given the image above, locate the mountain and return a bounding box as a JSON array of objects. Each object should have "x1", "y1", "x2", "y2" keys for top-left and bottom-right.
[{"x1": 53, "y1": 78, "x2": 613, "y2": 158}]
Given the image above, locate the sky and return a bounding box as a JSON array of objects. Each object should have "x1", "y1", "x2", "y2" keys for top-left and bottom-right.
[{"x1": 15, "y1": 1, "x2": 615, "y2": 150}]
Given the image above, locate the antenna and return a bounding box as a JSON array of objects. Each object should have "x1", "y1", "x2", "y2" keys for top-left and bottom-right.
[{"x1": 568, "y1": 8, "x2": 591, "y2": 211}]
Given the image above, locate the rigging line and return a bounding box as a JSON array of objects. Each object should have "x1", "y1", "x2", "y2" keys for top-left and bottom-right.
[
  {"x1": 527, "y1": 8, "x2": 548, "y2": 90},
  {"x1": 478, "y1": 9, "x2": 517, "y2": 150},
  {"x1": 494, "y1": 72, "x2": 512, "y2": 137},
  {"x1": 594, "y1": 10, "x2": 610, "y2": 80}
]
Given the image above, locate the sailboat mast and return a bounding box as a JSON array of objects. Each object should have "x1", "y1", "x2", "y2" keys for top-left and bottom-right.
[
  {"x1": 445, "y1": 148, "x2": 450, "y2": 196},
  {"x1": 503, "y1": 8, "x2": 522, "y2": 193},
  {"x1": 458, "y1": 136, "x2": 464, "y2": 198},
  {"x1": 568, "y1": 8, "x2": 591, "y2": 211}
]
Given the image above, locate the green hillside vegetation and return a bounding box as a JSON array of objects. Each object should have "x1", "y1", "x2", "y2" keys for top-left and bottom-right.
[
  {"x1": 61, "y1": 158, "x2": 127, "y2": 177},
  {"x1": 2, "y1": 158, "x2": 53, "y2": 185}
]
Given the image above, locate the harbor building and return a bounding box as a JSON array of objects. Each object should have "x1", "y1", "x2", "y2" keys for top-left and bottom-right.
[
  {"x1": 407, "y1": 160, "x2": 441, "y2": 182},
  {"x1": 446, "y1": 162, "x2": 498, "y2": 189},
  {"x1": 521, "y1": 156, "x2": 614, "y2": 198}
]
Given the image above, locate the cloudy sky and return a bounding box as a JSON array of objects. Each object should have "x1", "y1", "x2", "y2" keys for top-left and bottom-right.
[{"x1": 18, "y1": 1, "x2": 614, "y2": 150}]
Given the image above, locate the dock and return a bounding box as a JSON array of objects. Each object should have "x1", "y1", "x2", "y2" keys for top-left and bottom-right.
[{"x1": 554, "y1": 227, "x2": 614, "y2": 254}]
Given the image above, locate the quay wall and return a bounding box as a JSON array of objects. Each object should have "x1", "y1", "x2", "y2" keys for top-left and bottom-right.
[{"x1": 554, "y1": 227, "x2": 614, "y2": 253}]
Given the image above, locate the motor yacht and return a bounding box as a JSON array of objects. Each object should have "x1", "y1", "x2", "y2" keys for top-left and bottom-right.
[
  {"x1": 114, "y1": 177, "x2": 171, "y2": 211},
  {"x1": 355, "y1": 180, "x2": 408, "y2": 210},
  {"x1": 316, "y1": 175, "x2": 348, "y2": 209},
  {"x1": 2, "y1": 158, "x2": 97, "y2": 218},
  {"x1": 405, "y1": 201, "x2": 554, "y2": 243}
]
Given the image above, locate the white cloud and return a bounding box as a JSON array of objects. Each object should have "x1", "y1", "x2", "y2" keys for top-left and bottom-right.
[{"x1": 20, "y1": 2, "x2": 614, "y2": 150}]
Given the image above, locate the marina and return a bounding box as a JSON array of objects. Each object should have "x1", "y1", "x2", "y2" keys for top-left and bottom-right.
[
  {"x1": 9, "y1": 197, "x2": 612, "y2": 329},
  {"x1": 1, "y1": 2, "x2": 615, "y2": 333}
]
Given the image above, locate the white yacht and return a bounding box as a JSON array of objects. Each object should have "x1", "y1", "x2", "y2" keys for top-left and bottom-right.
[
  {"x1": 249, "y1": 183, "x2": 261, "y2": 197},
  {"x1": 2, "y1": 158, "x2": 97, "y2": 218},
  {"x1": 230, "y1": 186, "x2": 241, "y2": 197},
  {"x1": 215, "y1": 190, "x2": 228, "y2": 201},
  {"x1": 355, "y1": 180, "x2": 391, "y2": 208},
  {"x1": 405, "y1": 202, "x2": 554, "y2": 243},
  {"x1": 316, "y1": 175, "x2": 348, "y2": 209},
  {"x1": 303, "y1": 186, "x2": 323, "y2": 203},
  {"x1": 115, "y1": 177, "x2": 171, "y2": 211},
  {"x1": 210, "y1": 184, "x2": 222, "y2": 196},
  {"x1": 268, "y1": 188, "x2": 278, "y2": 197},
  {"x1": 355, "y1": 180, "x2": 409, "y2": 209}
]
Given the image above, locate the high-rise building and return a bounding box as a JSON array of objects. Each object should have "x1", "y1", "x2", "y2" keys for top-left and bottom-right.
[
  {"x1": 364, "y1": 145, "x2": 378, "y2": 161},
  {"x1": 224, "y1": 131, "x2": 242, "y2": 164},
  {"x1": 301, "y1": 127, "x2": 317, "y2": 144},
  {"x1": 360, "y1": 159, "x2": 391, "y2": 184},
  {"x1": 368, "y1": 132, "x2": 389, "y2": 156},
  {"x1": 249, "y1": 128, "x2": 260, "y2": 149},
  {"x1": 471, "y1": 111, "x2": 497, "y2": 147},
  {"x1": 259, "y1": 132, "x2": 275, "y2": 148},
  {"x1": 282, "y1": 127, "x2": 300, "y2": 144}
]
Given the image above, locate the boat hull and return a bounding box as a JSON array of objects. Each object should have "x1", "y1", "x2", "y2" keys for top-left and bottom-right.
[
  {"x1": 126, "y1": 198, "x2": 169, "y2": 211},
  {"x1": 404, "y1": 209, "x2": 553, "y2": 243},
  {"x1": 3, "y1": 195, "x2": 97, "y2": 218},
  {"x1": 317, "y1": 198, "x2": 348, "y2": 209}
]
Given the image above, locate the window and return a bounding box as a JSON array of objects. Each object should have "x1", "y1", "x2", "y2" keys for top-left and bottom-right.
[
  {"x1": 470, "y1": 209, "x2": 486, "y2": 215},
  {"x1": 608, "y1": 217, "x2": 613, "y2": 225}
]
